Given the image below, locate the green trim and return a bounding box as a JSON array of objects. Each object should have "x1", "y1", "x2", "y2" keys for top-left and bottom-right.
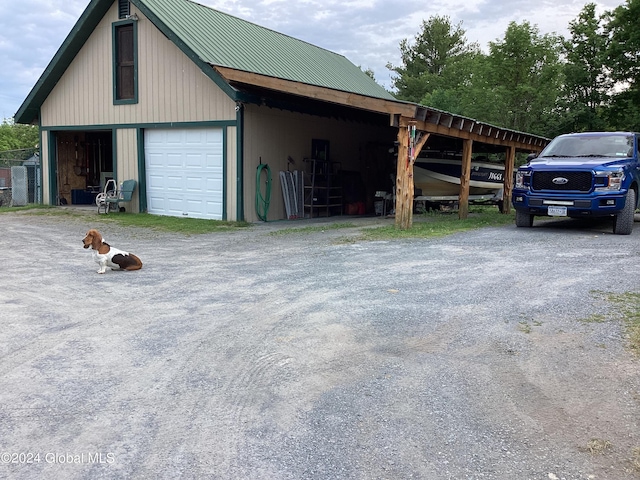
[
  {"x1": 221, "y1": 127, "x2": 227, "y2": 221},
  {"x1": 112, "y1": 19, "x2": 139, "y2": 105},
  {"x1": 40, "y1": 120, "x2": 236, "y2": 131},
  {"x1": 236, "y1": 103, "x2": 244, "y2": 221},
  {"x1": 137, "y1": 128, "x2": 147, "y2": 212}
]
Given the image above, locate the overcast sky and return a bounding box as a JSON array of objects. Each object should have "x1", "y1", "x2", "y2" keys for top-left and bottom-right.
[{"x1": 0, "y1": 0, "x2": 625, "y2": 121}]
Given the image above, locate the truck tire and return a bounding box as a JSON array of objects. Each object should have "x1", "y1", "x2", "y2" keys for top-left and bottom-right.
[
  {"x1": 613, "y1": 189, "x2": 635, "y2": 235},
  {"x1": 515, "y1": 209, "x2": 534, "y2": 228}
]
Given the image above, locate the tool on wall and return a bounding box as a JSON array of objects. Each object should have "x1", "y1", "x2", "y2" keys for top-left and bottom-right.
[{"x1": 256, "y1": 157, "x2": 272, "y2": 222}]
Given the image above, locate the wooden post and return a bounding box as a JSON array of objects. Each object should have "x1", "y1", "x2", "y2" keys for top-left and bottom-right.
[
  {"x1": 395, "y1": 120, "x2": 429, "y2": 229},
  {"x1": 458, "y1": 139, "x2": 473, "y2": 219},
  {"x1": 503, "y1": 146, "x2": 515, "y2": 214}
]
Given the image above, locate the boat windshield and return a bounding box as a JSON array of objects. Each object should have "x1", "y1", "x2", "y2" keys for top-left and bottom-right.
[{"x1": 539, "y1": 134, "x2": 634, "y2": 159}]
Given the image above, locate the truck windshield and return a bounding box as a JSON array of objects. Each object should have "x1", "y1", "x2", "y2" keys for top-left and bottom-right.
[{"x1": 540, "y1": 134, "x2": 634, "y2": 159}]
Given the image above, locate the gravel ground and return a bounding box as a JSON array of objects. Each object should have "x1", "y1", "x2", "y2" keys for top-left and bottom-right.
[{"x1": 0, "y1": 209, "x2": 639, "y2": 480}]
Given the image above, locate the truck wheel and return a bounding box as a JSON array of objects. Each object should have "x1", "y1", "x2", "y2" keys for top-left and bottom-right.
[
  {"x1": 613, "y1": 189, "x2": 635, "y2": 235},
  {"x1": 515, "y1": 209, "x2": 534, "y2": 228}
]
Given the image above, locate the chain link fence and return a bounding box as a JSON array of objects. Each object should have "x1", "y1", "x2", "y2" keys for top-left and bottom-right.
[{"x1": 0, "y1": 148, "x2": 40, "y2": 206}]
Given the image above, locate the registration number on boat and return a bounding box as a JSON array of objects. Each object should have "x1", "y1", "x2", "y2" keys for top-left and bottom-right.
[{"x1": 548, "y1": 206, "x2": 567, "y2": 216}]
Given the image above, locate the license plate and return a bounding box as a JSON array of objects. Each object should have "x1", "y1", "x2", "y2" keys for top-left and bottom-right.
[{"x1": 548, "y1": 206, "x2": 567, "y2": 216}]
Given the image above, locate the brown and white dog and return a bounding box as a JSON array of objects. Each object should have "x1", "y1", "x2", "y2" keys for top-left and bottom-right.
[{"x1": 82, "y1": 229, "x2": 143, "y2": 274}]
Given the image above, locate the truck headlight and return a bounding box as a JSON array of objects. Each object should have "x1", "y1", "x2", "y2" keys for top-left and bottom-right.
[
  {"x1": 515, "y1": 171, "x2": 531, "y2": 188},
  {"x1": 595, "y1": 171, "x2": 624, "y2": 191}
]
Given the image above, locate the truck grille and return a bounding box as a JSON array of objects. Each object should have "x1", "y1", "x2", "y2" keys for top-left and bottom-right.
[{"x1": 531, "y1": 171, "x2": 593, "y2": 192}]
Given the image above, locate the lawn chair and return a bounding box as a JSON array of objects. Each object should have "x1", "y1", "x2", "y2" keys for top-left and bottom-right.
[{"x1": 96, "y1": 179, "x2": 137, "y2": 214}]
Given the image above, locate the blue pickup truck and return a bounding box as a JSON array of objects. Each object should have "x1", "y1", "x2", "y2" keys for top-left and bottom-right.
[{"x1": 512, "y1": 131, "x2": 640, "y2": 234}]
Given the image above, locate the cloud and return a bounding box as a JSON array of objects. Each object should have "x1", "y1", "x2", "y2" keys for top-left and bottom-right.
[{"x1": 0, "y1": 0, "x2": 626, "y2": 121}]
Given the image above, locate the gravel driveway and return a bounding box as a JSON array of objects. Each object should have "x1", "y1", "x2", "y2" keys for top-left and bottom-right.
[{"x1": 0, "y1": 210, "x2": 639, "y2": 479}]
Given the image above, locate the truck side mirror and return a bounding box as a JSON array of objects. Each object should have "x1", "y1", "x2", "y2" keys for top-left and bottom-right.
[{"x1": 526, "y1": 153, "x2": 538, "y2": 162}]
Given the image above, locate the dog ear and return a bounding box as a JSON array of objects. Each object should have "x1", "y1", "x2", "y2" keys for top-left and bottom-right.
[{"x1": 89, "y1": 229, "x2": 103, "y2": 250}]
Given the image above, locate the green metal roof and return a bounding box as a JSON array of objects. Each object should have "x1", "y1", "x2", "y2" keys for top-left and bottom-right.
[
  {"x1": 15, "y1": 0, "x2": 395, "y2": 124},
  {"x1": 136, "y1": 0, "x2": 394, "y2": 100}
]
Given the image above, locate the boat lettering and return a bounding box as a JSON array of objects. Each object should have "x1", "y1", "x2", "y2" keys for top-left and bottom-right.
[{"x1": 488, "y1": 172, "x2": 503, "y2": 181}]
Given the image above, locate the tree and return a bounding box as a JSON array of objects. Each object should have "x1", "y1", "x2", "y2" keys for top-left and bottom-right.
[
  {"x1": 387, "y1": 16, "x2": 479, "y2": 105},
  {"x1": 0, "y1": 118, "x2": 39, "y2": 152},
  {"x1": 605, "y1": 0, "x2": 640, "y2": 130},
  {"x1": 484, "y1": 21, "x2": 564, "y2": 135},
  {"x1": 560, "y1": 3, "x2": 611, "y2": 132}
]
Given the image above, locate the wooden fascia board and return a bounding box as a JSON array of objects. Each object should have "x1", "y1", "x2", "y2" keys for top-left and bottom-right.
[
  {"x1": 215, "y1": 66, "x2": 417, "y2": 117},
  {"x1": 410, "y1": 118, "x2": 546, "y2": 152}
]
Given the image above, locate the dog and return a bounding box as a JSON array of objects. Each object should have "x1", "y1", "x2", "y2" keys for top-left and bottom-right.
[{"x1": 82, "y1": 229, "x2": 143, "y2": 274}]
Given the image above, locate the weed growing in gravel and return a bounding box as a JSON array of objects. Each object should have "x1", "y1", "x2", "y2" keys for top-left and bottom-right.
[
  {"x1": 631, "y1": 447, "x2": 640, "y2": 472},
  {"x1": 581, "y1": 313, "x2": 607, "y2": 323},
  {"x1": 582, "y1": 438, "x2": 612, "y2": 455},
  {"x1": 518, "y1": 321, "x2": 532, "y2": 334},
  {"x1": 268, "y1": 222, "x2": 356, "y2": 236}
]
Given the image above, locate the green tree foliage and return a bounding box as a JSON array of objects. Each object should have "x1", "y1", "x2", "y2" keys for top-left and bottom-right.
[
  {"x1": 559, "y1": 3, "x2": 611, "y2": 132},
  {"x1": 387, "y1": 16, "x2": 480, "y2": 107},
  {"x1": 387, "y1": 5, "x2": 640, "y2": 136},
  {"x1": 0, "y1": 118, "x2": 39, "y2": 152},
  {"x1": 605, "y1": 0, "x2": 640, "y2": 130},
  {"x1": 484, "y1": 22, "x2": 564, "y2": 135}
]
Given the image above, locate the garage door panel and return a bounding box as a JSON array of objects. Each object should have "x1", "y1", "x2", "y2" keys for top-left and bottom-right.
[
  {"x1": 166, "y1": 153, "x2": 184, "y2": 168},
  {"x1": 145, "y1": 128, "x2": 223, "y2": 220}
]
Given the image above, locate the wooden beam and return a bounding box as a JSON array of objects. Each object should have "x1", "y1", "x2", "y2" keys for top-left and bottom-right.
[
  {"x1": 503, "y1": 146, "x2": 516, "y2": 214},
  {"x1": 394, "y1": 120, "x2": 431, "y2": 229},
  {"x1": 458, "y1": 139, "x2": 473, "y2": 219},
  {"x1": 409, "y1": 119, "x2": 545, "y2": 152},
  {"x1": 395, "y1": 124, "x2": 411, "y2": 229},
  {"x1": 215, "y1": 66, "x2": 418, "y2": 118}
]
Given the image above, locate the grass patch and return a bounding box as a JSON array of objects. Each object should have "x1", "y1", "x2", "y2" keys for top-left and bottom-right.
[
  {"x1": 0, "y1": 205, "x2": 251, "y2": 235},
  {"x1": 268, "y1": 222, "x2": 357, "y2": 236},
  {"x1": 0, "y1": 204, "x2": 57, "y2": 213},
  {"x1": 589, "y1": 290, "x2": 640, "y2": 354},
  {"x1": 95, "y1": 212, "x2": 251, "y2": 234},
  {"x1": 360, "y1": 207, "x2": 515, "y2": 241}
]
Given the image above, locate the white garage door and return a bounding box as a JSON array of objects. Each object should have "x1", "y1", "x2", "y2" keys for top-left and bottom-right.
[{"x1": 145, "y1": 128, "x2": 223, "y2": 220}]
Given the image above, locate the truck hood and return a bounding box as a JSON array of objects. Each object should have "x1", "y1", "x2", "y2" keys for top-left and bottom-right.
[{"x1": 530, "y1": 156, "x2": 632, "y2": 168}]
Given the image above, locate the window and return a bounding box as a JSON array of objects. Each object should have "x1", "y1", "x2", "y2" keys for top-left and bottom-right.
[{"x1": 113, "y1": 22, "x2": 137, "y2": 104}]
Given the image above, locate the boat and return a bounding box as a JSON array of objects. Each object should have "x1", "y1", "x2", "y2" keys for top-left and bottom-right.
[{"x1": 413, "y1": 157, "x2": 505, "y2": 197}]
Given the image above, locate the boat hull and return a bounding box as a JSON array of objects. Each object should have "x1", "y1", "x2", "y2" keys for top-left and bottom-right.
[{"x1": 414, "y1": 158, "x2": 505, "y2": 196}]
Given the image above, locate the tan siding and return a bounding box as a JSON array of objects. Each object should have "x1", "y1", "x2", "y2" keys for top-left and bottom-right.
[
  {"x1": 115, "y1": 129, "x2": 140, "y2": 212},
  {"x1": 41, "y1": 132, "x2": 50, "y2": 204},
  {"x1": 40, "y1": 4, "x2": 235, "y2": 127},
  {"x1": 243, "y1": 105, "x2": 394, "y2": 222},
  {"x1": 226, "y1": 126, "x2": 237, "y2": 221}
]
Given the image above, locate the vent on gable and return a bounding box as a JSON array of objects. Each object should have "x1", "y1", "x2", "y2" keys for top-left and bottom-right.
[{"x1": 118, "y1": 0, "x2": 130, "y2": 19}]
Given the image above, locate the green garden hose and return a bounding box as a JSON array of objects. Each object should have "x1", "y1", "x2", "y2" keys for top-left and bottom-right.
[{"x1": 256, "y1": 163, "x2": 272, "y2": 221}]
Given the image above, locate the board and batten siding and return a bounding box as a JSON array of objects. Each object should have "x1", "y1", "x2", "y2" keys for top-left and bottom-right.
[
  {"x1": 115, "y1": 128, "x2": 140, "y2": 213},
  {"x1": 40, "y1": 3, "x2": 236, "y2": 127},
  {"x1": 226, "y1": 126, "x2": 238, "y2": 221},
  {"x1": 41, "y1": 131, "x2": 51, "y2": 205}
]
